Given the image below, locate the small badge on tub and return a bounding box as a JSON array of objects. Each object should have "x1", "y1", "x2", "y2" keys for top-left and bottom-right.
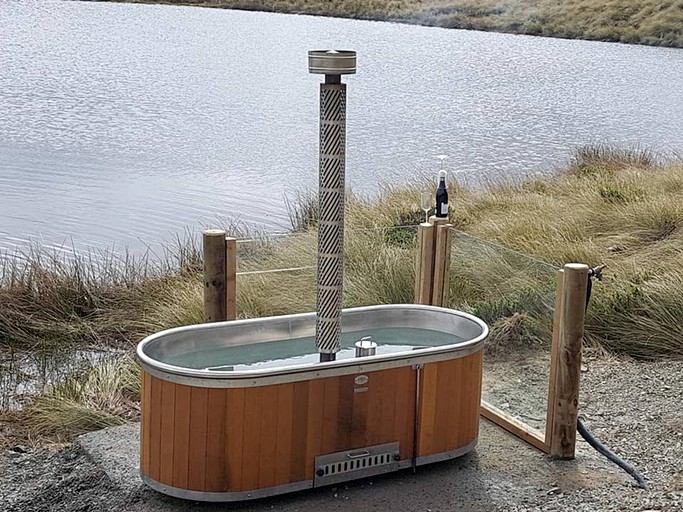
[{"x1": 354, "y1": 375, "x2": 369, "y2": 386}]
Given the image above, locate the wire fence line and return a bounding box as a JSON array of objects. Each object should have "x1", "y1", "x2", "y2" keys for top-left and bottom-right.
[
  {"x1": 233, "y1": 225, "x2": 559, "y2": 278},
  {"x1": 232, "y1": 224, "x2": 558, "y2": 433}
]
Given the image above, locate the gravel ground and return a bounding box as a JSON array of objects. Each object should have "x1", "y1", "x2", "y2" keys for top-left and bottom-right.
[{"x1": 1, "y1": 356, "x2": 681, "y2": 511}]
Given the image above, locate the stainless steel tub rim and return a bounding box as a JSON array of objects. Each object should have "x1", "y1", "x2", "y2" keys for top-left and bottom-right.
[{"x1": 136, "y1": 304, "x2": 488, "y2": 387}]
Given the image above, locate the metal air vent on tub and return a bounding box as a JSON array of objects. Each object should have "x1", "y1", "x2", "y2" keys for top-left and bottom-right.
[{"x1": 314, "y1": 442, "x2": 400, "y2": 487}]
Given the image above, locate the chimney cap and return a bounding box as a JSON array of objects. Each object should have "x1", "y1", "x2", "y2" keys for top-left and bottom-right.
[{"x1": 308, "y1": 50, "x2": 356, "y2": 75}]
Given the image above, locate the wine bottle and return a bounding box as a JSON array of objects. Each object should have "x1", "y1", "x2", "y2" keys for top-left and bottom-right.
[{"x1": 435, "y1": 170, "x2": 448, "y2": 218}]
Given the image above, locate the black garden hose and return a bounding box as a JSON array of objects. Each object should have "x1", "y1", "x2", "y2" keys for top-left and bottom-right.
[
  {"x1": 576, "y1": 265, "x2": 649, "y2": 490},
  {"x1": 576, "y1": 416, "x2": 649, "y2": 490}
]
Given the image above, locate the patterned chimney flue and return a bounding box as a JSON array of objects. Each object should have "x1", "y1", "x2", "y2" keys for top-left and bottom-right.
[{"x1": 308, "y1": 50, "x2": 357, "y2": 362}]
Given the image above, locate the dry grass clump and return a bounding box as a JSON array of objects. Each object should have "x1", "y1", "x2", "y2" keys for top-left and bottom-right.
[
  {"x1": 485, "y1": 312, "x2": 539, "y2": 357},
  {"x1": 126, "y1": 0, "x2": 683, "y2": 47},
  {"x1": 447, "y1": 146, "x2": 683, "y2": 359},
  {"x1": 0, "y1": 234, "x2": 217, "y2": 351},
  {"x1": 0, "y1": 248, "x2": 150, "y2": 350},
  {"x1": 14, "y1": 354, "x2": 140, "y2": 442}
]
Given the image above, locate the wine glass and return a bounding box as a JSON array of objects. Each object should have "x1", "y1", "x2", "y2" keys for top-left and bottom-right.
[{"x1": 420, "y1": 190, "x2": 432, "y2": 223}]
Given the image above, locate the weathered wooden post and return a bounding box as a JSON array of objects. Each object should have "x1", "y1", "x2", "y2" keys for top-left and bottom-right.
[
  {"x1": 545, "y1": 268, "x2": 564, "y2": 445},
  {"x1": 203, "y1": 229, "x2": 227, "y2": 323},
  {"x1": 415, "y1": 216, "x2": 452, "y2": 307},
  {"x1": 414, "y1": 222, "x2": 436, "y2": 304},
  {"x1": 225, "y1": 236, "x2": 237, "y2": 320},
  {"x1": 431, "y1": 222, "x2": 453, "y2": 307},
  {"x1": 550, "y1": 263, "x2": 589, "y2": 459}
]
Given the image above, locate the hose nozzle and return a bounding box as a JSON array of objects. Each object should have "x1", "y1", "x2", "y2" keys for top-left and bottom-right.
[{"x1": 588, "y1": 264, "x2": 607, "y2": 281}]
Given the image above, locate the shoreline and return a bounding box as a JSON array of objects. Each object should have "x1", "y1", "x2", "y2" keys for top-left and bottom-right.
[{"x1": 93, "y1": 0, "x2": 683, "y2": 48}]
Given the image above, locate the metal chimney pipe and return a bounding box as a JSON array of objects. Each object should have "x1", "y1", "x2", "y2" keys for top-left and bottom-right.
[{"x1": 308, "y1": 50, "x2": 356, "y2": 362}]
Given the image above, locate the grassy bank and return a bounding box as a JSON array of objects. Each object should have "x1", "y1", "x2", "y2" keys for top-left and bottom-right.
[
  {"x1": 2, "y1": 145, "x2": 683, "y2": 444},
  {"x1": 109, "y1": 0, "x2": 683, "y2": 48},
  {"x1": 2, "y1": 145, "x2": 681, "y2": 358}
]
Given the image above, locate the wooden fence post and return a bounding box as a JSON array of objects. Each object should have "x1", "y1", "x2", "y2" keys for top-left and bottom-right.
[
  {"x1": 203, "y1": 229, "x2": 227, "y2": 323},
  {"x1": 225, "y1": 237, "x2": 237, "y2": 320},
  {"x1": 431, "y1": 223, "x2": 453, "y2": 307},
  {"x1": 414, "y1": 223, "x2": 436, "y2": 304},
  {"x1": 545, "y1": 269, "x2": 565, "y2": 446},
  {"x1": 550, "y1": 263, "x2": 589, "y2": 459}
]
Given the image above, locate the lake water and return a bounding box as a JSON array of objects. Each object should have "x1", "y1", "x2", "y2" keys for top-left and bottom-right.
[{"x1": 1, "y1": 0, "x2": 682, "y2": 255}]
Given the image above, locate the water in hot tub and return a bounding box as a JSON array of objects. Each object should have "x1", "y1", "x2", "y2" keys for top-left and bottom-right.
[{"x1": 164, "y1": 327, "x2": 465, "y2": 371}]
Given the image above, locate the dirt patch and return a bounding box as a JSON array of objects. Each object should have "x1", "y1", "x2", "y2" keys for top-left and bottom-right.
[{"x1": 0, "y1": 445, "x2": 128, "y2": 512}]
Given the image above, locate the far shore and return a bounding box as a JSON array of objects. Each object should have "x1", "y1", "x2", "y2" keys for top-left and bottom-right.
[{"x1": 95, "y1": 0, "x2": 683, "y2": 48}]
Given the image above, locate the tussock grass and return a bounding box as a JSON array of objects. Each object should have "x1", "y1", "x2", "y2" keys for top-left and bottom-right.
[
  {"x1": 446, "y1": 146, "x2": 683, "y2": 358},
  {"x1": 122, "y1": 0, "x2": 683, "y2": 47},
  {"x1": 485, "y1": 313, "x2": 539, "y2": 356},
  {"x1": 15, "y1": 354, "x2": 140, "y2": 441},
  {"x1": 2, "y1": 144, "x2": 682, "y2": 360},
  {"x1": 0, "y1": 234, "x2": 216, "y2": 351}
]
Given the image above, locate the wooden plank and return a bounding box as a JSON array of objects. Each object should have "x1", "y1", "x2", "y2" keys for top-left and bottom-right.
[
  {"x1": 140, "y1": 371, "x2": 152, "y2": 475},
  {"x1": 205, "y1": 388, "x2": 227, "y2": 492},
  {"x1": 481, "y1": 400, "x2": 549, "y2": 453},
  {"x1": 416, "y1": 363, "x2": 438, "y2": 456},
  {"x1": 203, "y1": 229, "x2": 227, "y2": 322},
  {"x1": 147, "y1": 375, "x2": 163, "y2": 482},
  {"x1": 240, "y1": 387, "x2": 263, "y2": 491},
  {"x1": 431, "y1": 223, "x2": 453, "y2": 307},
  {"x1": 321, "y1": 376, "x2": 340, "y2": 454},
  {"x1": 431, "y1": 359, "x2": 454, "y2": 454},
  {"x1": 351, "y1": 373, "x2": 370, "y2": 448},
  {"x1": 550, "y1": 264, "x2": 588, "y2": 459},
  {"x1": 335, "y1": 374, "x2": 355, "y2": 451},
  {"x1": 454, "y1": 355, "x2": 471, "y2": 447},
  {"x1": 187, "y1": 387, "x2": 209, "y2": 491},
  {"x1": 225, "y1": 237, "x2": 237, "y2": 320},
  {"x1": 274, "y1": 384, "x2": 294, "y2": 486},
  {"x1": 545, "y1": 269, "x2": 565, "y2": 445},
  {"x1": 467, "y1": 351, "x2": 484, "y2": 443},
  {"x1": 377, "y1": 369, "x2": 397, "y2": 446},
  {"x1": 172, "y1": 383, "x2": 191, "y2": 489},
  {"x1": 441, "y1": 358, "x2": 463, "y2": 453},
  {"x1": 393, "y1": 366, "x2": 416, "y2": 460},
  {"x1": 159, "y1": 380, "x2": 176, "y2": 485},
  {"x1": 257, "y1": 386, "x2": 279, "y2": 489},
  {"x1": 225, "y1": 388, "x2": 245, "y2": 491},
  {"x1": 289, "y1": 381, "x2": 309, "y2": 482},
  {"x1": 441, "y1": 225, "x2": 453, "y2": 307},
  {"x1": 414, "y1": 223, "x2": 435, "y2": 305},
  {"x1": 364, "y1": 369, "x2": 384, "y2": 447},
  {"x1": 305, "y1": 379, "x2": 325, "y2": 478}
]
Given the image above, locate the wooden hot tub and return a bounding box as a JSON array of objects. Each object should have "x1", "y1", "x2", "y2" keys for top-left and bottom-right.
[{"x1": 136, "y1": 304, "x2": 488, "y2": 501}]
